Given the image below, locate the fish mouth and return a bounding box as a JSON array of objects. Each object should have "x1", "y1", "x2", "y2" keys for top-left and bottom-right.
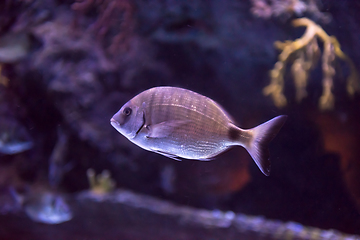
[{"x1": 110, "y1": 118, "x2": 120, "y2": 128}]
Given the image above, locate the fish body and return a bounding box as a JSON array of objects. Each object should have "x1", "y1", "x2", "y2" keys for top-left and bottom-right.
[
  {"x1": 0, "y1": 141, "x2": 33, "y2": 155},
  {"x1": 0, "y1": 118, "x2": 33, "y2": 155},
  {"x1": 111, "y1": 87, "x2": 287, "y2": 176},
  {"x1": 9, "y1": 187, "x2": 72, "y2": 224},
  {"x1": 24, "y1": 192, "x2": 72, "y2": 224}
]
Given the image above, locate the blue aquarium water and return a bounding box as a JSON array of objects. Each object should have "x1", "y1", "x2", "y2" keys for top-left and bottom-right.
[{"x1": 0, "y1": 0, "x2": 359, "y2": 239}]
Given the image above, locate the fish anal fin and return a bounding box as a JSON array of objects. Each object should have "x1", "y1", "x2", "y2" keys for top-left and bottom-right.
[{"x1": 154, "y1": 150, "x2": 183, "y2": 161}]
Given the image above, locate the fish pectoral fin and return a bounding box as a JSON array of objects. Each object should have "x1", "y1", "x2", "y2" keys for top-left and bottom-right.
[
  {"x1": 154, "y1": 150, "x2": 183, "y2": 161},
  {"x1": 147, "y1": 120, "x2": 191, "y2": 138}
]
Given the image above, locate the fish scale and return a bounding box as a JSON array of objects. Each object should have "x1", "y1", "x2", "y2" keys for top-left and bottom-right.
[
  {"x1": 111, "y1": 86, "x2": 287, "y2": 176},
  {"x1": 148, "y1": 88, "x2": 228, "y2": 156},
  {"x1": 150, "y1": 89, "x2": 228, "y2": 132}
]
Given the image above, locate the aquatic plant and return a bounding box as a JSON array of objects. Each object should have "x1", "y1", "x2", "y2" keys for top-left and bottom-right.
[
  {"x1": 87, "y1": 168, "x2": 115, "y2": 195},
  {"x1": 263, "y1": 17, "x2": 359, "y2": 110}
]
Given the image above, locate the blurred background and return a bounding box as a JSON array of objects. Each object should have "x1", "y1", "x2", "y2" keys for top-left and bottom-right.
[{"x1": 0, "y1": 0, "x2": 360, "y2": 239}]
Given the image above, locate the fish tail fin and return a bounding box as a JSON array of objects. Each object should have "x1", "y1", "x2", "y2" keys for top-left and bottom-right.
[{"x1": 240, "y1": 115, "x2": 287, "y2": 176}]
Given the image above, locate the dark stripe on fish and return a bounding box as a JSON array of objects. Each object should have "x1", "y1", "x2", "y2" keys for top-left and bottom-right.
[
  {"x1": 136, "y1": 112, "x2": 146, "y2": 135},
  {"x1": 148, "y1": 89, "x2": 155, "y2": 123},
  {"x1": 163, "y1": 90, "x2": 171, "y2": 121},
  {"x1": 228, "y1": 126, "x2": 240, "y2": 141}
]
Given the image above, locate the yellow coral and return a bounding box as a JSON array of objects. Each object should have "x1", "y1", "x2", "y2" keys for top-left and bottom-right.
[
  {"x1": 87, "y1": 168, "x2": 116, "y2": 195},
  {"x1": 263, "y1": 17, "x2": 359, "y2": 110}
]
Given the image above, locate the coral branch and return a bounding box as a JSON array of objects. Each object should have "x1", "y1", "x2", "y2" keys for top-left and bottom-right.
[{"x1": 263, "y1": 17, "x2": 359, "y2": 110}]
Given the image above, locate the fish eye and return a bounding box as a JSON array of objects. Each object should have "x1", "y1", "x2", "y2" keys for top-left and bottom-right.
[{"x1": 123, "y1": 107, "x2": 132, "y2": 116}]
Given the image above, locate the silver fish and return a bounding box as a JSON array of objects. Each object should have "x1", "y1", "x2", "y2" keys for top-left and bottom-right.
[
  {"x1": 23, "y1": 192, "x2": 72, "y2": 224},
  {"x1": 9, "y1": 187, "x2": 72, "y2": 224},
  {"x1": 111, "y1": 87, "x2": 287, "y2": 176},
  {"x1": 0, "y1": 118, "x2": 33, "y2": 155}
]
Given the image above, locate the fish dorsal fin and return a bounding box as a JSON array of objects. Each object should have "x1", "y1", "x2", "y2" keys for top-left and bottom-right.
[{"x1": 147, "y1": 120, "x2": 190, "y2": 138}]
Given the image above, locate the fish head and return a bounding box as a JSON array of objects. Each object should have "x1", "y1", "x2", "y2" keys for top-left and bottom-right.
[{"x1": 110, "y1": 100, "x2": 145, "y2": 139}]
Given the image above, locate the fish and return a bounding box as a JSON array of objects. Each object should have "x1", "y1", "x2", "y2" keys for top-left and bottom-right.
[
  {"x1": 23, "y1": 192, "x2": 73, "y2": 224},
  {"x1": 0, "y1": 118, "x2": 33, "y2": 155},
  {"x1": 0, "y1": 140, "x2": 33, "y2": 155},
  {"x1": 0, "y1": 32, "x2": 30, "y2": 63},
  {"x1": 110, "y1": 87, "x2": 287, "y2": 176},
  {"x1": 9, "y1": 187, "x2": 72, "y2": 224}
]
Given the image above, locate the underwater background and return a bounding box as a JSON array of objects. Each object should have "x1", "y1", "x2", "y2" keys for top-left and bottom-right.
[{"x1": 0, "y1": 0, "x2": 360, "y2": 239}]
